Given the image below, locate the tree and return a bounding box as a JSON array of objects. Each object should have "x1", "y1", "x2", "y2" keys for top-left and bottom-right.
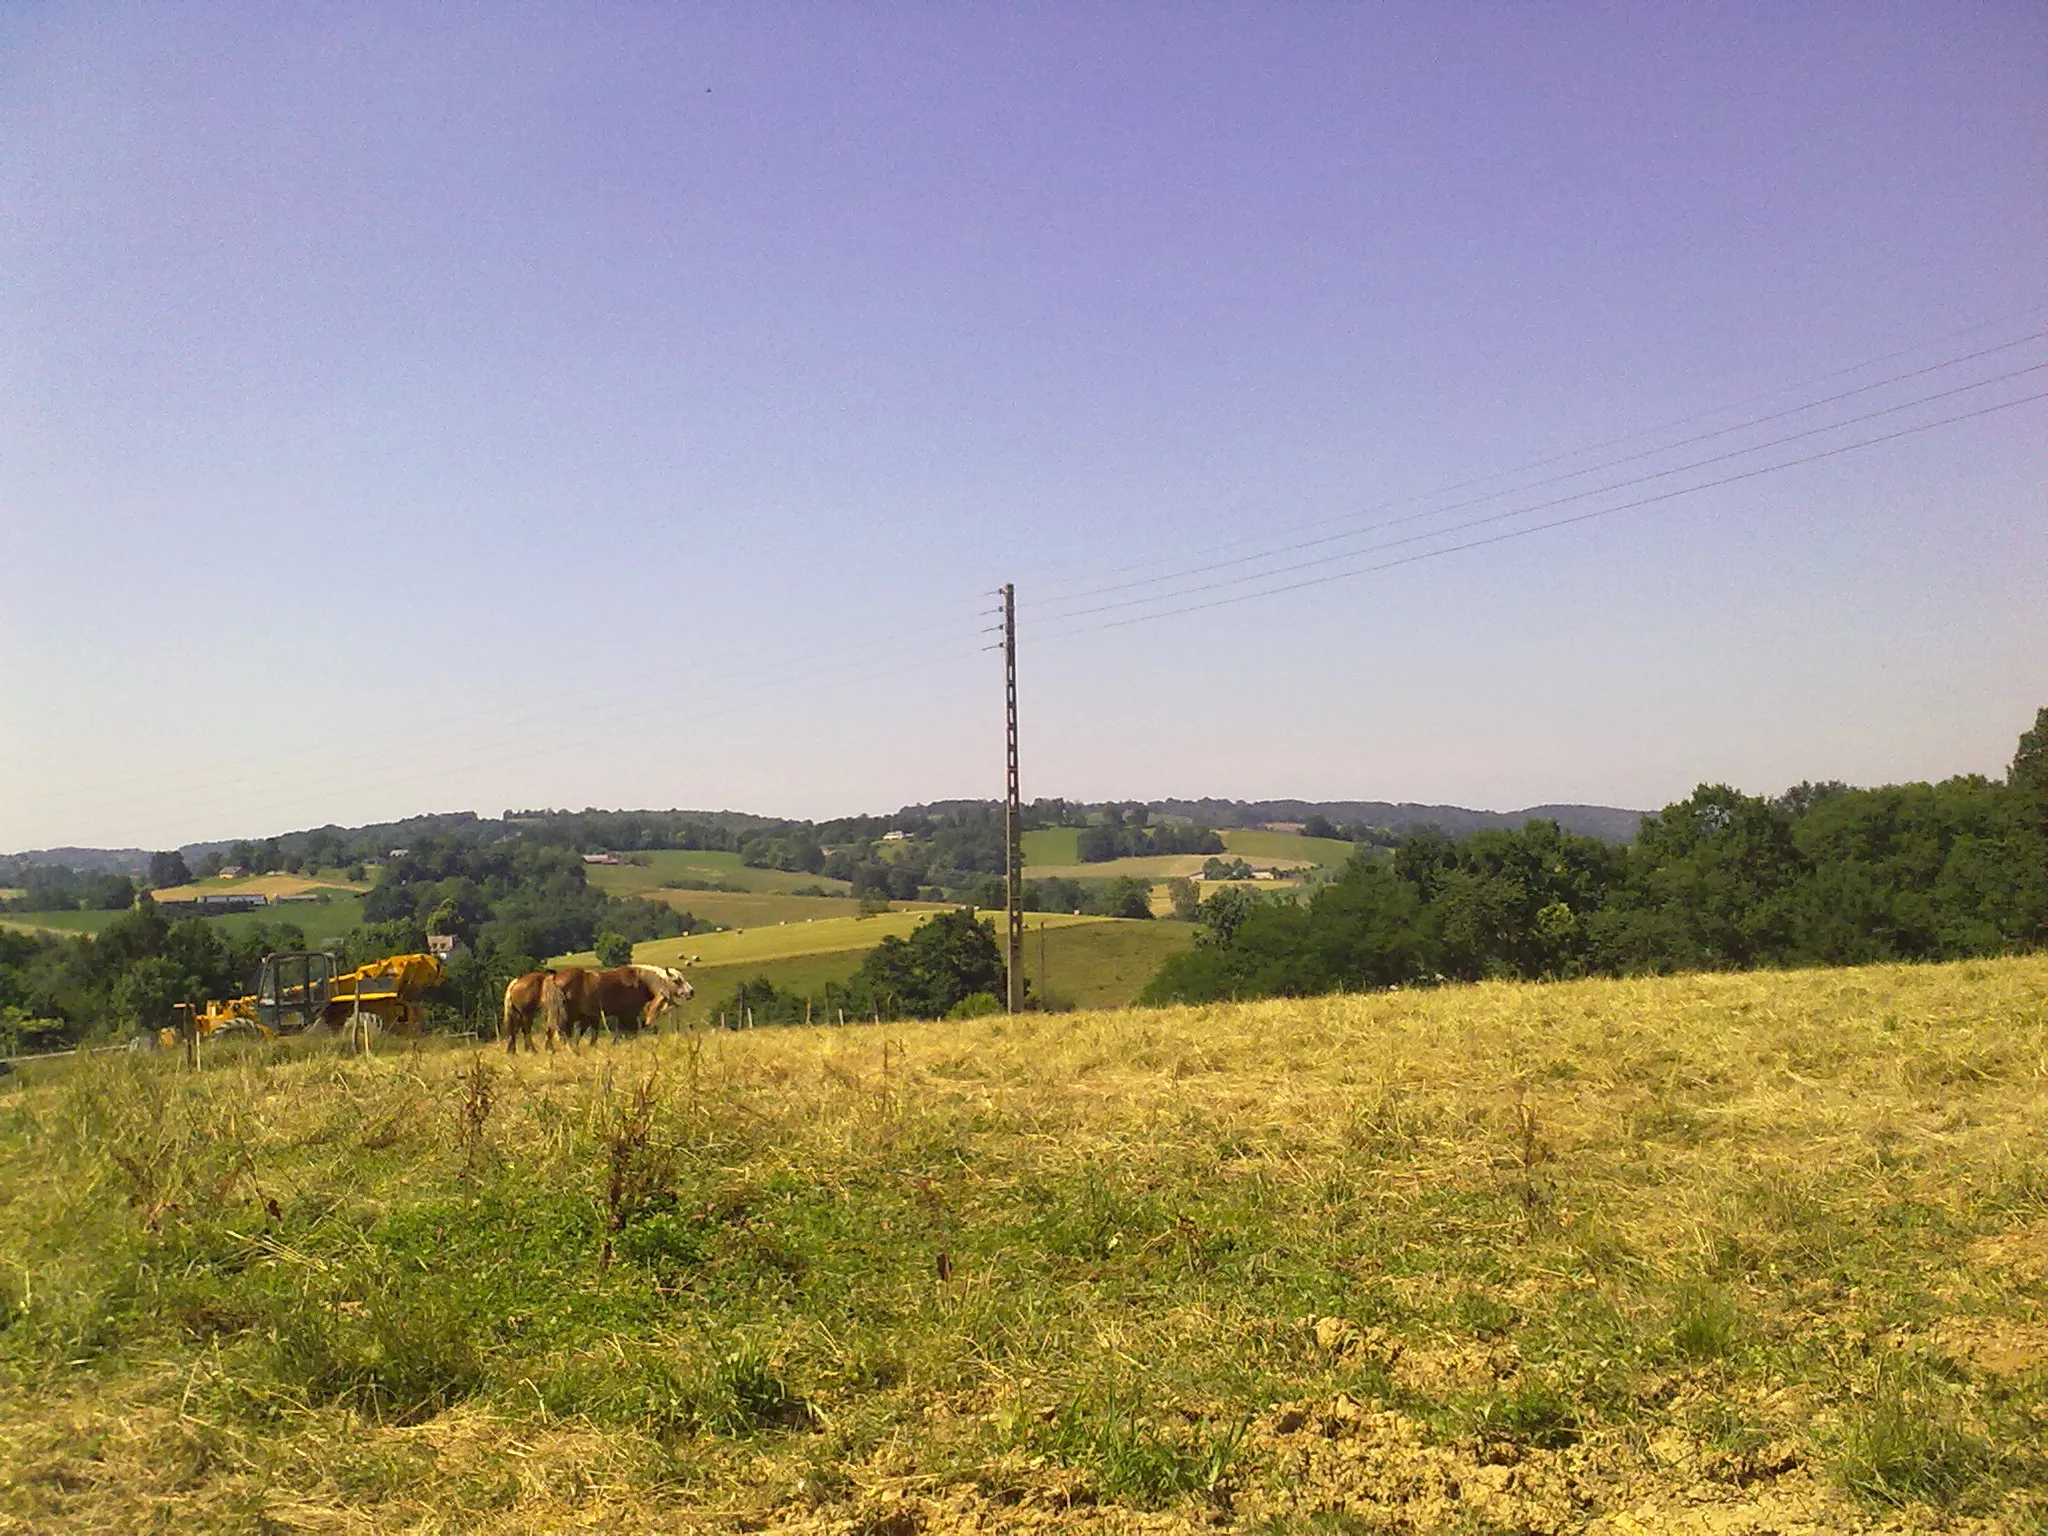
[
  {"x1": 2012, "y1": 707, "x2": 2048, "y2": 804},
  {"x1": 148, "y1": 850, "x2": 192, "y2": 889},
  {"x1": 86, "y1": 874, "x2": 137, "y2": 911},
  {"x1": 594, "y1": 932, "x2": 633, "y2": 967},
  {"x1": 1165, "y1": 876, "x2": 1201, "y2": 922},
  {"x1": 1302, "y1": 814, "x2": 1337, "y2": 841},
  {"x1": 112, "y1": 955, "x2": 203, "y2": 1033},
  {"x1": 1095, "y1": 877, "x2": 1155, "y2": 919},
  {"x1": 844, "y1": 909, "x2": 1005, "y2": 1019},
  {"x1": 1076, "y1": 825, "x2": 1121, "y2": 863}
]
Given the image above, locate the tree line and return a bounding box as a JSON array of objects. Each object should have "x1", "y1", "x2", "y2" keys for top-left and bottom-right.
[{"x1": 1144, "y1": 710, "x2": 2048, "y2": 1004}]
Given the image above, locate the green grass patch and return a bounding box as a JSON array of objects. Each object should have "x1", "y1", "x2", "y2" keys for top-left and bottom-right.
[
  {"x1": 0, "y1": 910, "x2": 122, "y2": 936},
  {"x1": 1217, "y1": 828, "x2": 1357, "y2": 867},
  {"x1": 586, "y1": 850, "x2": 854, "y2": 899}
]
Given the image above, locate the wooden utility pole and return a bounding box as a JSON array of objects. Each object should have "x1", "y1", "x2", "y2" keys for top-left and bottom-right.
[{"x1": 1003, "y1": 583, "x2": 1024, "y2": 1014}]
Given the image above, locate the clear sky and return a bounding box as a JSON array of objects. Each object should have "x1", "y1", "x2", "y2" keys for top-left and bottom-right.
[{"x1": 3, "y1": 5, "x2": 2043, "y2": 852}]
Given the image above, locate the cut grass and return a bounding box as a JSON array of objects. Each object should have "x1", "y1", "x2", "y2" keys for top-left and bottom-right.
[
  {"x1": 2, "y1": 956, "x2": 2045, "y2": 1534},
  {"x1": 157, "y1": 872, "x2": 371, "y2": 899}
]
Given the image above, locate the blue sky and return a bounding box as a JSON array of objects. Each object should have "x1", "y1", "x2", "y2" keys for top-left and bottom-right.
[{"x1": 3, "y1": 5, "x2": 2043, "y2": 851}]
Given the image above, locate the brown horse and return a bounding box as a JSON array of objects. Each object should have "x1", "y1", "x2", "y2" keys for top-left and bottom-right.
[
  {"x1": 540, "y1": 965, "x2": 694, "y2": 1048},
  {"x1": 501, "y1": 970, "x2": 556, "y2": 1053}
]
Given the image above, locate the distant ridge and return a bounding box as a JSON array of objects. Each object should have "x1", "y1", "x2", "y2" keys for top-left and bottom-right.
[
  {"x1": 1146, "y1": 799, "x2": 1647, "y2": 843},
  {"x1": 4, "y1": 797, "x2": 1648, "y2": 874}
]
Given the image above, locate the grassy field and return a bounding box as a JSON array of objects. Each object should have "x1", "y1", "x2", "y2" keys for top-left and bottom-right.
[
  {"x1": 1019, "y1": 914, "x2": 1194, "y2": 1009},
  {"x1": 554, "y1": 911, "x2": 1175, "y2": 1024},
  {"x1": 637, "y1": 914, "x2": 1195, "y2": 1024},
  {"x1": 156, "y1": 873, "x2": 371, "y2": 900},
  {"x1": 1218, "y1": 828, "x2": 1358, "y2": 866},
  {"x1": 0, "y1": 910, "x2": 122, "y2": 937},
  {"x1": 3, "y1": 957, "x2": 2045, "y2": 1534},
  {"x1": 602, "y1": 909, "x2": 1026, "y2": 970},
  {"x1": 1023, "y1": 827, "x2": 1355, "y2": 884},
  {"x1": 631, "y1": 888, "x2": 881, "y2": 931},
  {"x1": 1, "y1": 897, "x2": 369, "y2": 947},
  {"x1": 206, "y1": 896, "x2": 368, "y2": 947},
  {"x1": 586, "y1": 851, "x2": 855, "y2": 900}
]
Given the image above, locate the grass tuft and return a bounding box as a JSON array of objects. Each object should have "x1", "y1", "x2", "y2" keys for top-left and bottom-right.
[{"x1": 1011, "y1": 1391, "x2": 1246, "y2": 1508}]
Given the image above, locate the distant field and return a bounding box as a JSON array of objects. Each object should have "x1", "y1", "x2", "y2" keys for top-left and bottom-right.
[
  {"x1": 1020, "y1": 914, "x2": 1194, "y2": 1009},
  {"x1": 1027, "y1": 852, "x2": 1213, "y2": 881},
  {"x1": 549, "y1": 911, "x2": 1176, "y2": 1023},
  {"x1": 1023, "y1": 827, "x2": 1345, "y2": 884},
  {"x1": 206, "y1": 896, "x2": 367, "y2": 945},
  {"x1": 1, "y1": 896, "x2": 367, "y2": 946},
  {"x1": 585, "y1": 849, "x2": 854, "y2": 899},
  {"x1": 674, "y1": 914, "x2": 1187, "y2": 1023},
  {"x1": 0, "y1": 911, "x2": 117, "y2": 937},
  {"x1": 1220, "y1": 827, "x2": 1358, "y2": 866},
  {"x1": 1020, "y1": 827, "x2": 1080, "y2": 865},
  {"x1": 628, "y1": 888, "x2": 877, "y2": 930},
  {"x1": 1144, "y1": 877, "x2": 1306, "y2": 915},
  {"x1": 160, "y1": 872, "x2": 370, "y2": 900},
  {"x1": 570, "y1": 909, "x2": 1102, "y2": 971}
]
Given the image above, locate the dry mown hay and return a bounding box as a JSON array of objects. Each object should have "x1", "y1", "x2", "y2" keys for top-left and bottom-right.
[{"x1": 2, "y1": 957, "x2": 2045, "y2": 1533}]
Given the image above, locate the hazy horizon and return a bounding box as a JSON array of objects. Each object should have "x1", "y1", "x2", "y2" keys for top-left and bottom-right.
[{"x1": 6, "y1": 6, "x2": 2043, "y2": 852}]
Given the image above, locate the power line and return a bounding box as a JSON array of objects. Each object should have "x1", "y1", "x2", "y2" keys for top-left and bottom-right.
[
  {"x1": 1031, "y1": 358, "x2": 2048, "y2": 626},
  {"x1": 1054, "y1": 299, "x2": 2048, "y2": 594},
  {"x1": 1030, "y1": 329, "x2": 2045, "y2": 613},
  {"x1": 1034, "y1": 387, "x2": 2048, "y2": 639}
]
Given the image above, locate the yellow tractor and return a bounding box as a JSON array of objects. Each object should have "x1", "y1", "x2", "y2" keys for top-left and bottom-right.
[{"x1": 163, "y1": 950, "x2": 444, "y2": 1049}]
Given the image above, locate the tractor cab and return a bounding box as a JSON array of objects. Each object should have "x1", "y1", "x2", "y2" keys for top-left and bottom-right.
[{"x1": 254, "y1": 950, "x2": 341, "y2": 1032}]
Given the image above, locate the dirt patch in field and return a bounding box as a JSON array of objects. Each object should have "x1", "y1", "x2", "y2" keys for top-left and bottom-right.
[
  {"x1": 1969, "y1": 1218, "x2": 2048, "y2": 1287},
  {"x1": 1934, "y1": 1315, "x2": 2048, "y2": 1378}
]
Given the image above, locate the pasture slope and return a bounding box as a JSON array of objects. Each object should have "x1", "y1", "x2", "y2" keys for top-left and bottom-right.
[
  {"x1": 556, "y1": 911, "x2": 1195, "y2": 1018},
  {"x1": 2, "y1": 958, "x2": 2046, "y2": 1534}
]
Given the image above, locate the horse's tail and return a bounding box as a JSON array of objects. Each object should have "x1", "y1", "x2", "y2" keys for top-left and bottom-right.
[
  {"x1": 500, "y1": 977, "x2": 524, "y2": 1052},
  {"x1": 540, "y1": 975, "x2": 567, "y2": 1052}
]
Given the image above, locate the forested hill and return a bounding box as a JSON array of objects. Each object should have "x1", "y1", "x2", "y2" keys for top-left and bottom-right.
[
  {"x1": 1146, "y1": 799, "x2": 1647, "y2": 842},
  {"x1": 9, "y1": 799, "x2": 1646, "y2": 873}
]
